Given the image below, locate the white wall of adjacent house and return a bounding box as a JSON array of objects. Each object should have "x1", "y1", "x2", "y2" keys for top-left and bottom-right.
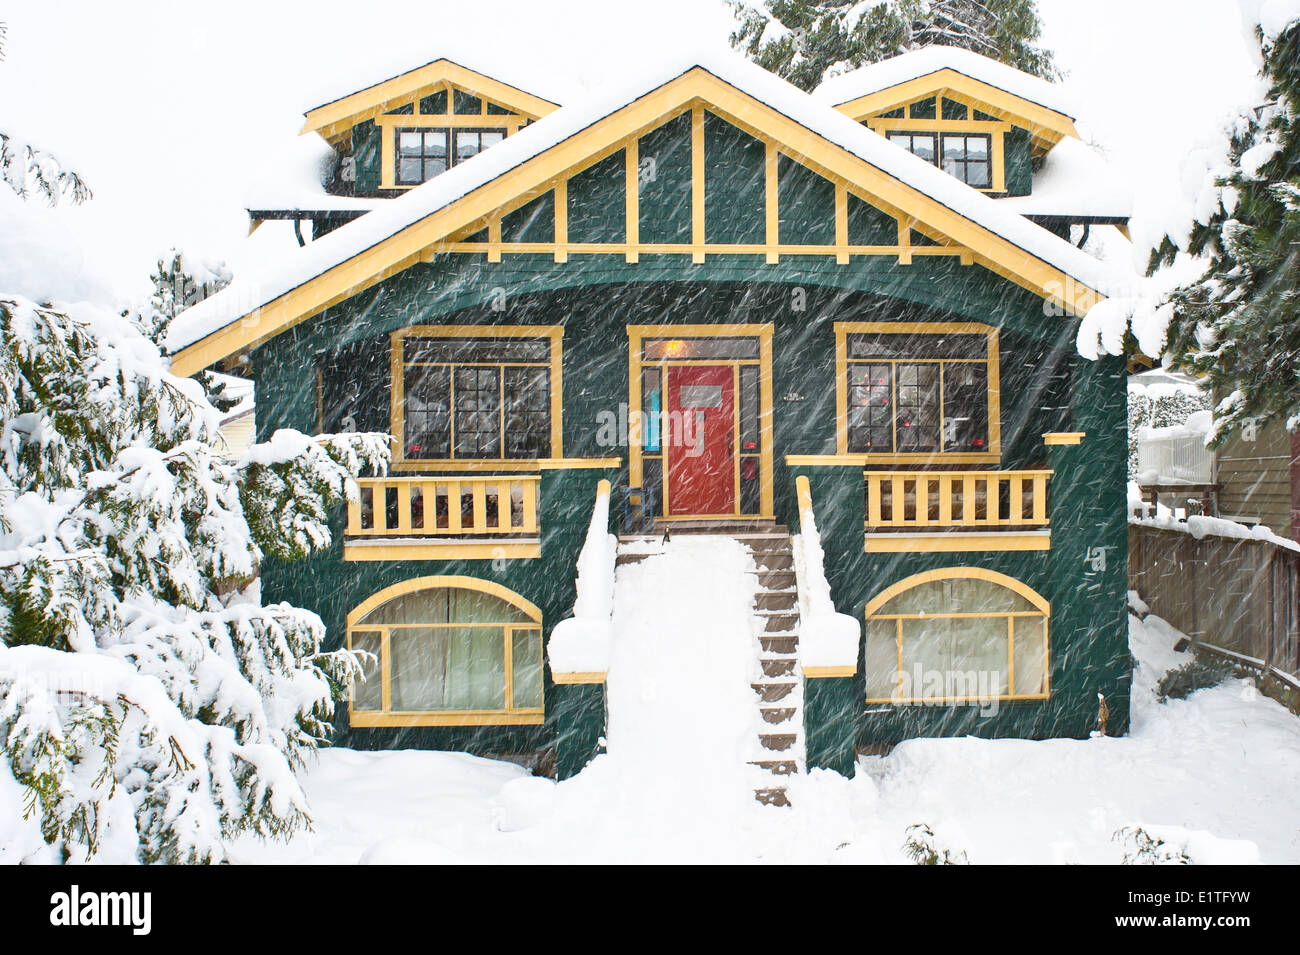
[
  {"x1": 219, "y1": 409, "x2": 256, "y2": 458},
  {"x1": 1135, "y1": 412, "x2": 1215, "y2": 485}
]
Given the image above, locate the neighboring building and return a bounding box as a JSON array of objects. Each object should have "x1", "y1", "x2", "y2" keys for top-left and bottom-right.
[
  {"x1": 212, "y1": 373, "x2": 256, "y2": 458},
  {"x1": 1130, "y1": 369, "x2": 1300, "y2": 541},
  {"x1": 167, "y1": 48, "x2": 1131, "y2": 779}
]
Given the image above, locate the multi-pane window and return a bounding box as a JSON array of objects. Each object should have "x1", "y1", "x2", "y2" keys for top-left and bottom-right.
[
  {"x1": 845, "y1": 331, "x2": 991, "y2": 454},
  {"x1": 940, "y1": 133, "x2": 992, "y2": 188},
  {"x1": 886, "y1": 131, "x2": 937, "y2": 165},
  {"x1": 395, "y1": 128, "x2": 505, "y2": 185},
  {"x1": 863, "y1": 573, "x2": 1049, "y2": 704},
  {"x1": 402, "y1": 336, "x2": 551, "y2": 460},
  {"x1": 885, "y1": 130, "x2": 994, "y2": 189},
  {"x1": 349, "y1": 584, "x2": 543, "y2": 722}
]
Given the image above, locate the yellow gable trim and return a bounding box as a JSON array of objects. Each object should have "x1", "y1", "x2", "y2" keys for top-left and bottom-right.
[
  {"x1": 173, "y1": 67, "x2": 1103, "y2": 378},
  {"x1": 301, "y1": 58, "x2": 560, "y2": 143},
  {"x1": 831, "y1": 69, "x2": 1079, "y2": 155}
]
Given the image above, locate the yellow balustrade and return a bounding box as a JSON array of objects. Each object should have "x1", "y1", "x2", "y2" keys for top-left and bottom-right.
[
  {"x1": 346, "y1": 475, "x2": 541, "y2": 538},
  {"x1": 865, "y1": 470, "x2": 1052, "y2": 530}
]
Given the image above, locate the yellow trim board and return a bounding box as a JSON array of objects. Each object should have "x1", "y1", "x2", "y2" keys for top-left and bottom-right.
[
  {"x1": 551, "y1": 671, "x2": 608, "y2": 685},
  {"x1": 350, "y1": 710, "x2": 545, "y2": 728},
  {"x1": 302, "y1": 58, "x2": 559, "y2": 142},
  {"x1": 864, "y1": 531, "x2": 1050, "y2": 553},
  {"x1": 538, "y1": 457, "x2": 622, "y2": 470},
  {"x1": 1043, "y1": 431, "x2": 1085, "y2": 445},
  {"x1": 171, "y1": 67, "x2": 1106, "y2": 377},
  {"x1": 344, "y1": 540, "x2": 540, "y2": 562},
  {"x1": 804, "y1": 665, "x2": 856, "y2": 678}
]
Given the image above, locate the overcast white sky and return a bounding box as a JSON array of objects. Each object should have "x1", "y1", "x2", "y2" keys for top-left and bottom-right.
[{"x1": 0, "y1": 0, "x2": 1263, "y2": 303}]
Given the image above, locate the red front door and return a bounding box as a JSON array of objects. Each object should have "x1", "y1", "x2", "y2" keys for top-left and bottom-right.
[{"x1": 666, "y1": 364, "x2": 735, "y2": 515}]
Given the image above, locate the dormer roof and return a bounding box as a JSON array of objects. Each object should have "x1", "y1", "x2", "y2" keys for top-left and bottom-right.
[
  {"x1": 814, "y1": 47, "x2": 1079, "y2": 157},
  {"x1": 300, "y1": 57, "x2": 562, "y2": 146}
]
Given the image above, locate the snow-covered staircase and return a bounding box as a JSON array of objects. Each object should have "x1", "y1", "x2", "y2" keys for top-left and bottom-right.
[
  {"x1": 743, "y1": 528, "x2": 804, "y2": 807},
  {"x1": 615, "y1": 522, "x2": 804, "y2": 808}
]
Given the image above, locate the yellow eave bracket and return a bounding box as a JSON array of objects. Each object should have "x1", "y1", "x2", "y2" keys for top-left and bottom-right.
[
  {"x1": 804, "y1": 665, "x2": 857, "y2": 679},
  {"x1": 551, "y1": 671, "x2": 608, "y2": 685}
]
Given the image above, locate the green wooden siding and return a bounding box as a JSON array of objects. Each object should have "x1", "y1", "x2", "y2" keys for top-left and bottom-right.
[
  {"x1": 351, "y1": 119, "x2": 382, "y2": 195},
  {"x1": 1004, "y1": 125, "x2": 1033, "y2": 196},
  {"x1": 567, "y1": 151, "x2": 627, "y2": 245},
  {"x1": 703, "y1": 112, "x2": 766, "y2": 245},
  {"x1": 637, "y1": 112, "x2": 693, "y2": 244},
  {"x1": 777, "y1": 155, "x2": 835, "y2": 246}
]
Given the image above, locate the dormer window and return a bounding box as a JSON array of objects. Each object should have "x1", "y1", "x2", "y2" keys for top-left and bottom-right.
[
  {"x1": 886, "y1": 130, "x2": 992, "y2": 189},
  {"x1": 886, "y1": 131, "x2": 936, "y2": 165},
  {"x1": 941, "y1": 133, "x2": 991, "y2": 188},
  {"x1": 396, "y1": 128, "x2": 505, "y2": 185}
]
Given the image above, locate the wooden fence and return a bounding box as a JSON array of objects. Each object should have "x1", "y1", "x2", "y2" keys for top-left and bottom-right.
[{"x1": 1129, "y1": 522, "x2": 1300, "y2": 690}]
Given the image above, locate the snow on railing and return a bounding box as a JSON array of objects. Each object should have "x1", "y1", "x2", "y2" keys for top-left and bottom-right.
[
  {"x1": 791, "y1": 476, "x2": 860, "y2": 675},
  {"x1": 547, "y1": 479, "x2": 616, "y2": 679}
]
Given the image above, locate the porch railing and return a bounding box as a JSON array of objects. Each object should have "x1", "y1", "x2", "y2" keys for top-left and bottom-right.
[
  {"x1": 865, "y1": 470, "x2": 1052, "y2": 531},
  {"x1": 346, "y1": 476, "x2": 540, "y2": 537}
]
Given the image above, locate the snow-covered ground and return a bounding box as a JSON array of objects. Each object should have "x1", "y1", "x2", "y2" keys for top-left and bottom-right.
[{"x1": 230, "y1": 607, "x2": 1300, "y2": 865}]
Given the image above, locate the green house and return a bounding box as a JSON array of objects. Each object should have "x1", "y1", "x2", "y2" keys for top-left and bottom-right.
[{"x1": 168, "y1": 47, "x2": 1132, "y2": 789}]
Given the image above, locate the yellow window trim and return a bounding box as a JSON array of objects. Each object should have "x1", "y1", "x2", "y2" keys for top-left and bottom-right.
[
  {"x1": 301, "y1": 58, "x2": 558, "y2": 143},
  {"x1": 869, "y1": 118, "x2": 1008, "y2": 193},
  {"x1": 346, "y1": 575, "x2": 544, "y2": 728},
  {"x1": 864, "y1": 566, "x2": 1050, "y2": 705},
  {"x1": 1043, "y1": 431, "x2": 1085, "y2": 445},
  {"x1": 830, "y1": 71, "x2": 1079, "y2": 157},
  {"x1": 834, "y1": 320, "x2": 1001, "y2": 459},
  {"x1": 626, "y1": 323, "x2": 775, "y2": 520},
  {"x1": 389, "y1": 324, "x2": 564, "y2": 472},
  {"x1": 346, "y1": 574, "x2": 541, "y2": 626},
  {"x1": 350, "y1": 710, "x2": 544, "y2": 728},
  {"x1": 171, "y1": 68, "x2": 1104, "y2": 378}
]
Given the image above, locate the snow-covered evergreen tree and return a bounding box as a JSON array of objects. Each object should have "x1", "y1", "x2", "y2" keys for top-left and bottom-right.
[
  {"x1": 1148, "y1": 14, "x2": 1300, "y2": 445},
  {"x1": 0, "y1": 32, "x2": 390, "y2": 860},
  {"x1": 138, "y1": 250, "x2": 237, "y2": 412},
  {"x1": 729, "y1": 0, "x2": 1059, "y2": 91}
]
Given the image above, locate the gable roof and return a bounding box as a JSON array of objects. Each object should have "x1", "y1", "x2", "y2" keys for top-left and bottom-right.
[
  {"x1": 167, "y1": 51, "x2": 1123, "y2": 376},
  {"x1": 300, "y1": 57, "x2": 562, "y2": 145},
  {"x1": 813, "y1": 47, "x2": 1079, "y2": 155}
]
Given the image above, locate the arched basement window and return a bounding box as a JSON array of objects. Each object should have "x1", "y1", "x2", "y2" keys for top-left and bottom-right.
[
  {"x1": 346, "y1": 577, "x2": 543, "y2": 726},
  {"x1": 863, "y1": 568, "x2": 1049, "y2": 704}
]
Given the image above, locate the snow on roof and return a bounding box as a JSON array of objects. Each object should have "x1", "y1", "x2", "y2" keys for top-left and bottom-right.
[
  {"x1": 304, "y1": 50, "x2": 575, "y2": 118},
  {"x1": 995, "y1": 137, "x2": 1132, "y2": 220},
  {"x1": 166, "y1": 49, "x2": 1128, "y2": 356},
  {"x1": 813, "y1": 46, "x2": 1077, "y2": 119}
]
